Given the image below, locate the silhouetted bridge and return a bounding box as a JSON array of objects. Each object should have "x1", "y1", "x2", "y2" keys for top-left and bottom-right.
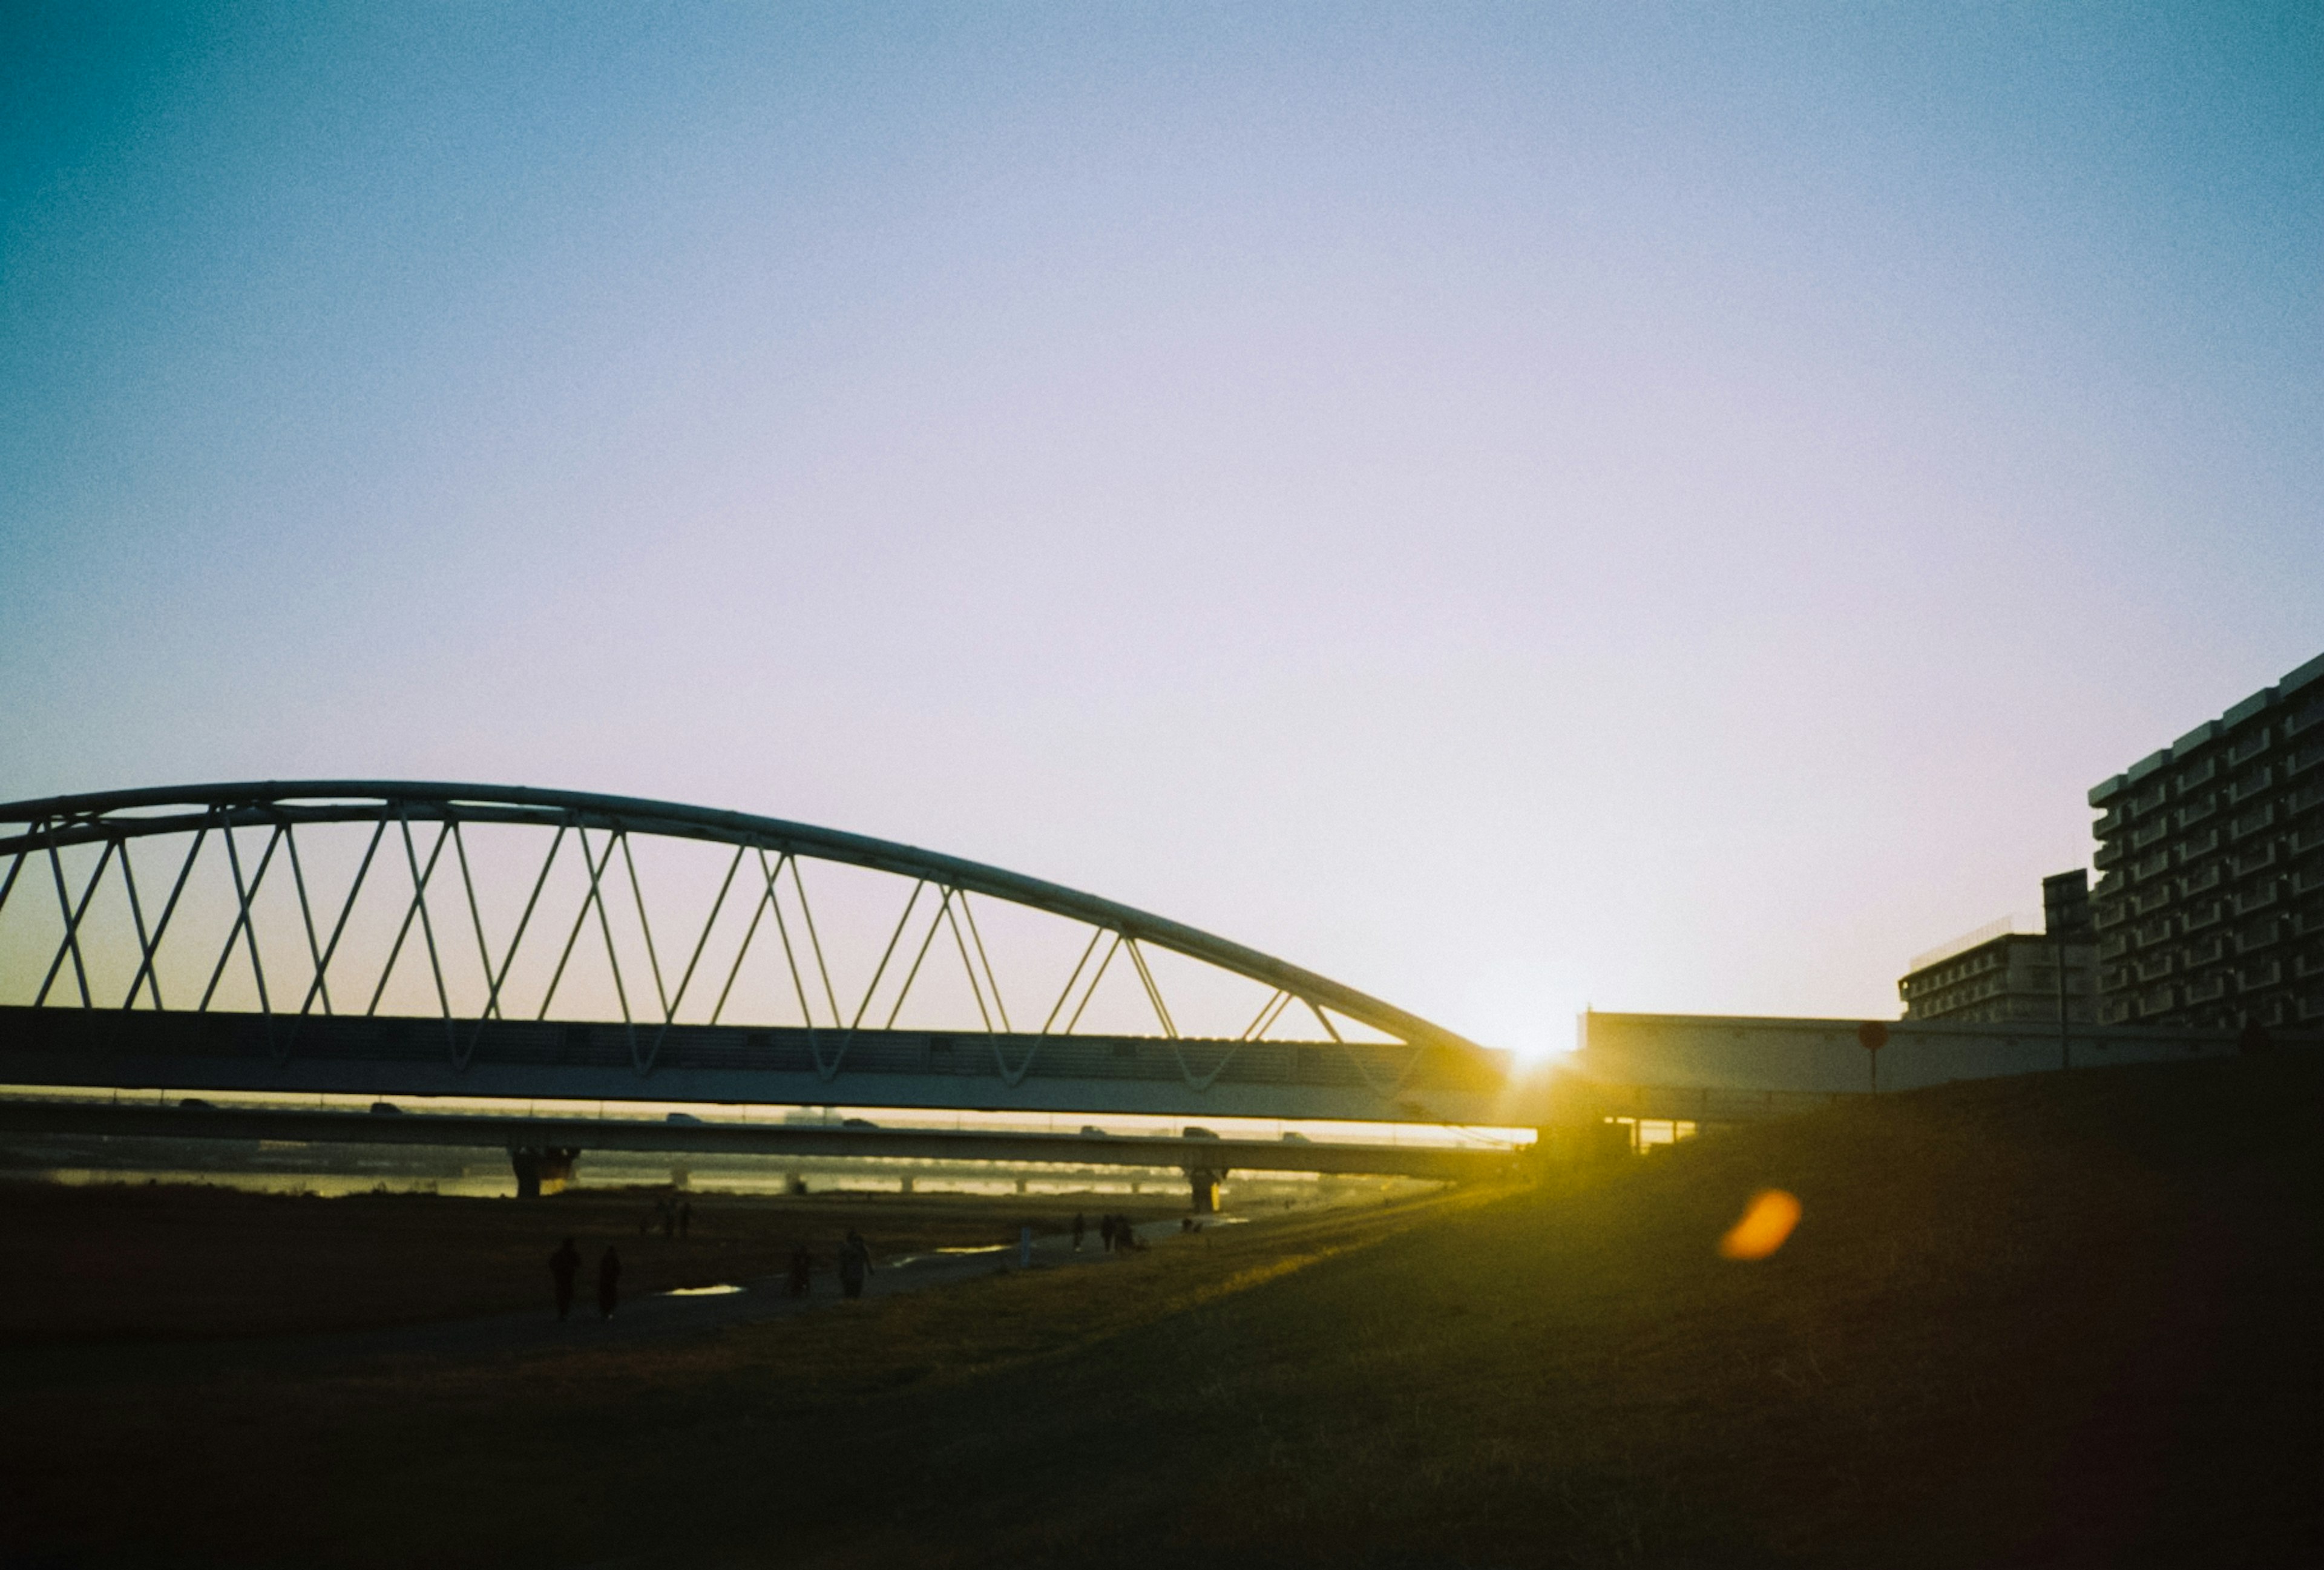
[{"x1": 1, "y1": 783, "x2": 1516, "y2": 1203}]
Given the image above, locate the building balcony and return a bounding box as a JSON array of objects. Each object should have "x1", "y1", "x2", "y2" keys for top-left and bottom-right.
[
  {"x1": 2181, "y1": 863, "x2": 2224, "y2": 895},
  {"x1": 2293, "y1": 863, "x2": 2324, "y2": 897},
  {"x1": 2178, "y1": 827, "x2": 2222, "y2": 859},
  {"x1": 2183, "y1": 936, "x2": 2227, "y2": 967},
  {"x1": 2235, "y1": 885, "x2": 2281, "y2": 916},
  {"x1": 2133, "y1": 954, "x2": 2176, "y2": 983},
  {"x1": 2131, "y1": 819, "x2": 2171, "y2": 850},
  {"x1": 2236, "y1": 921, "x2": 2282, "y2": 954},
  {"x1": 2180, "y1": 756, "x2": 2219, "y2": 788},
  {"x1": 2165, "y1": 799, "x2": 2222, "y2": 836},
  {"x1": 2095, "y1": 807, "x2": 2125, "y2": 838},
  {"x1": 2184, "y1": 974, "x2": 2230, "y2": 1005},
  {"x1": 2293, "y1": 950, "x2": 2324, "y2": 981},
  {"x1": 2288, "y1": 742, "x2": 2324, "y2": 779},
  {"x1": 2228, "y1": 731, "x2": 2273, "y2": 766},
  {"x1": 2097, "y1": 933, "x2": 2130, "y2": 962},
  {"x1": 2230, "y1": 804, "x2": 2277, "y2": 841},
  {"x1": 2233, "y1": 844, "x2": 2279, "y2": 877},
  {"x1": 2094, "y1": 840, "x2": 2126, "y2": 870},
  {"x1": 2227, "y1": 767, "x2": 2276, "y2": 804},
  {"x1": 2139, "y1": 984, "x2": 2179, "y2": 1013},
  {"x1": 2092, "y1": 899, "x2": 2130, "y2": 931},
  {"x1": 2238, "y1": 961, "x2": 2282, "y2": 990}
]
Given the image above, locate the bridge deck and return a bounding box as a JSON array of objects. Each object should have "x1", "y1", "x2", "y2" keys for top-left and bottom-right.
[
  {"x1": 0, "y1": 1008, "x2": 1506, "y2": 1124},
  {"x1": 0, "y1": 1096, "x2": 1519, "y2": 1181}
]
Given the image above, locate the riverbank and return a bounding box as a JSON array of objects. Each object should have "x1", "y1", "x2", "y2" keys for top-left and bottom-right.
[
  {"x1": 4, "y1": 1053, "x2": 2315, "y2": 1567},
  {"x1": 0, "y1": 1180, "x2": 1200, "y2": 1341}
]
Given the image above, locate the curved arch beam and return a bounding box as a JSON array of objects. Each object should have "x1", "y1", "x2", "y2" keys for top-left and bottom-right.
[{"x1": 0, "y1": 781, "x2": 1488, "y2": 1059}]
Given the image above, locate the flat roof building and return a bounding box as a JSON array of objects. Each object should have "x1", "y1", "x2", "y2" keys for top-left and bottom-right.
[
  {"x1": 1897, "y1": 870, "x2": 2095, "y2": 1025},
  {"x1": 2087, "y1": 652, "x2": 2324, "y2": 1029}
]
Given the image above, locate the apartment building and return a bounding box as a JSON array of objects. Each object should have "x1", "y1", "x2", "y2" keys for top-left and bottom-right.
[
  {"x1": 1897, "y1": 871, "x2": 2096, "y2": 1024},
  {"x1": 2087, "y1": 652, "x2": 2324, "y2": 1028}
]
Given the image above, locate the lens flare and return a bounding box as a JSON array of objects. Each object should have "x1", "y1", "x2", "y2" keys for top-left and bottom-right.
[{"x1": 1718, "y1": 1189, "x2": 1801, "y2": 1260}]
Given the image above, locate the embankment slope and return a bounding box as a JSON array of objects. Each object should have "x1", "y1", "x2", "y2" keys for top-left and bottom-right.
[{"x1": 4, "y1": 1054, "x2": 2316, "y2": 1569}]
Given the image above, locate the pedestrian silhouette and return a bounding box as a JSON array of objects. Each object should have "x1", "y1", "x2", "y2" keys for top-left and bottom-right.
[
  {"x1": 1072, "y1": 1211, "x2": 1085, "y2": 1252},
  {"x1": 550, "y1": 1237, "x2": 581, "y2": 1321},
  {"x1": 1099, "y1": 1214, "x2": 1116, "y2": 1253},
  {"x1": 838, "y1": 1229, "x2": 873, "y2": 1300},
  {"x1": 598, "y1": 1245, "x2": 622, "y2": 1319},
  {"x1": 789, "y1": 1243, "x2": 813, "y2": 1298}
]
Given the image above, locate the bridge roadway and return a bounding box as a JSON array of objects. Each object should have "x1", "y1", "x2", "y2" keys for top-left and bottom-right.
[
  {"x1": 0, "y1": 1095, "x2": 1520, "y2": 1187},
  {"x1": 0, "y1": 1007, "x2": 1508, "y2": 1125}
]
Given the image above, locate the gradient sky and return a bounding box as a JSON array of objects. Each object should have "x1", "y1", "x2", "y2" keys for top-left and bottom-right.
[{"x1": 4, "y1": 2, "x2": 2319, "y2": 1057}]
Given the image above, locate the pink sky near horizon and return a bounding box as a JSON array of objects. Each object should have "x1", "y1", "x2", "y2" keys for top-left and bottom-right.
[{"x1": 3, "y1": 4, "x2": 2319, "y2": 1057}]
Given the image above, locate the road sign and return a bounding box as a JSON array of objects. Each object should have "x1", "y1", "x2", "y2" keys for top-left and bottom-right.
[{"x1": 1857, "y1": 1020, "x2": 1888, "y2": 1094}]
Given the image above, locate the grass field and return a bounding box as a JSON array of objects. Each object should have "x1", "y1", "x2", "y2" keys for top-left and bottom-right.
[
  {"x1": 3, "y1": 1053, "x2": 2316, "y2": 1568},
  {"x1": 0, "y1": 1181, "x2": 1188, "y2": 1340}
]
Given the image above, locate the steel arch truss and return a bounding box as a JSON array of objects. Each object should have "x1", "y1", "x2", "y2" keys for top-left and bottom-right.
[{"x1": 0, "y1": 782, "x2": 1505, "y2": 1114}]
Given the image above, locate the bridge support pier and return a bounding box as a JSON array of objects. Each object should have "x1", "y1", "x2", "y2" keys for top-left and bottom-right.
[
  {"x1": 511, "y1": 1145, "x2": 581, "y2": 1199},
  {"x1": 1185, "y1": 1166, "x2": 1225, "y2": 1214}
]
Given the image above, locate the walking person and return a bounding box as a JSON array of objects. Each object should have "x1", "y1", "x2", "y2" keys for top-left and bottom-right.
[
  {"x1": 788, "y1": 1243, "x2": 813, "y2": 1298},
  {"x1": 549, "y1": 1237, "x2": 582, "y2": 1321},
  {"x1": 597, "y1": 1245, "x2": 622, "y2": 1320},
  {"x1": 1099, "y1": 1214, "x2": 1115, "y2": 1253},
  {"x1": 838, "y1": 1229, "x2": 873, "y2": 1300},
  {"x1": 1072, "y1": 1212, "x2": 1085, "y2": 1252}
]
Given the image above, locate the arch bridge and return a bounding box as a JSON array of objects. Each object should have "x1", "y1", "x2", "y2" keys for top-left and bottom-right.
[{"x1": 0, "y1": 783, "x2": 1515, "y2": 1201}]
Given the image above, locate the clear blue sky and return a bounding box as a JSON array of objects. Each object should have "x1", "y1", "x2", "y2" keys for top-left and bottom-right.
[{"x1": 4, "y1": 2, "x2": 2319, "y2": 1055}]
